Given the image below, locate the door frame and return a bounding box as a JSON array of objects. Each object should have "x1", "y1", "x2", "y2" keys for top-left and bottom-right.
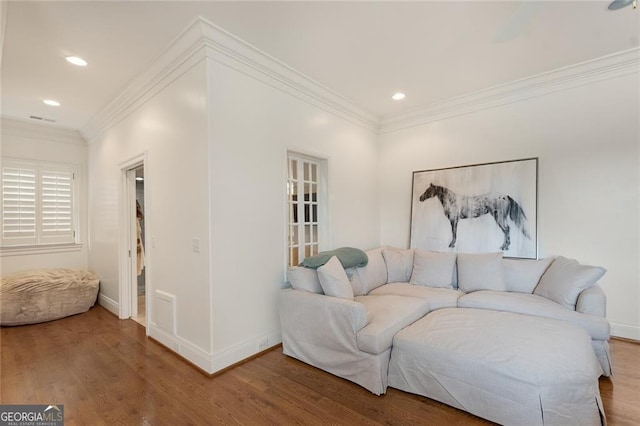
[{"x1": 118, "y1": 153, "x2": 149, "y2": 331}]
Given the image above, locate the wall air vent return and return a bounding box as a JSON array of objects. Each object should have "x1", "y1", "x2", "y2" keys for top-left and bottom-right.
[{"x1": 29, "y1": 115, "x2": 56, "y2": 123}]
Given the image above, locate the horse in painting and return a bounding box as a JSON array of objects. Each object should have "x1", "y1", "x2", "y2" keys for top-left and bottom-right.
[{"x1": 419, "y1": 183, "x2": 530, "y2": 250}]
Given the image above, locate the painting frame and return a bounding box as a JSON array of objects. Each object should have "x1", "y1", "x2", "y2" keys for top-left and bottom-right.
[{"x1": 410, "y1": 158, "x2": 538, "y2": 259}]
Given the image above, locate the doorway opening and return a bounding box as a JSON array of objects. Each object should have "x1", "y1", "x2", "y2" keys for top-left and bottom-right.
[
  {"x1": 132, "y1": 166, "x2": 146, "y2": 326},
  {"x1": 118, "y1": 153, "x2": 149, "y2": 328}
]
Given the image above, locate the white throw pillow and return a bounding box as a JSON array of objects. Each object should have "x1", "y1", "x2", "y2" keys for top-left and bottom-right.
[
  {"x1": 317, "y1": 256, "x2": 354, "y2": 300},
  {"x1": 410, "y1": 250, "x2": 457, "y2": 289},
  {"x1": 457, "y1": 252, "x2": 506, "y2": 293},
  {"x1": 382, "y1": 247, "x2": 414, "y2": 283},
  {"x1": 287, "y1": 266, "x2": 323, "y2": 294},
  {"x1": 534, "y1": 256, "x2": 606, "y2": 310},
  {"x1": 503, "y1": 258, "x2": 553, "y2": 294},
  {"x1": 351, "y1": 248, "x2": 388, "y2": 295}
]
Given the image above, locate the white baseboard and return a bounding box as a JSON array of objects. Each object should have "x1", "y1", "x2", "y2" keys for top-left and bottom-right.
[
  {"x1": 98, "y1": 293, "x2": 119, "y2": 316},
  {"x1": 148, "y1": 323, "x2": 212, "y2": 372},
  {"x1": 610, "y1": 322, "x2": 640, "y2": 341},
  {"x1": 148, "y1": 325, "x2": 282, "y2": 374},
  {"x1": 210, "y1": 331, "x2": 282, "y2": 373}
]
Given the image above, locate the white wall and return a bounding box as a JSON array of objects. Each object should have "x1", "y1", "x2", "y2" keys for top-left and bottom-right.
[
  {"x1": 1, "y1": 118, "x2": 88, "y2": 275},
  {"x1": 82, "y1": 16, "x2": 380, "y2": 372},
  {"x1": 378, "y1": 73, "x2": 640, "y2": 339},
  {"x1": 86, "y1": 53, "x2": 380, "y2": 372},
  {"x1": 87, "y1": 62, "x2": 212, "y2": 367},
  {"x1": 206, "y1": 58, "x2": 380, "y2": 368}
]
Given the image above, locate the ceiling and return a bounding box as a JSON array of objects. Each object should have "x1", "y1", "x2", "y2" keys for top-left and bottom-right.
[{"x1": 2, "y1": 1, "x2": 639, "y2": 132}]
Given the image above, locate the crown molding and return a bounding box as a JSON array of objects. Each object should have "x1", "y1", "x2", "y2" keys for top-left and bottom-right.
[
  {"x1": 79, "y1": 15, "x2": 638, "y2": 141},
  {"x1": 80, "y1": 17, "x2": 379, "y2": 142},
  {"x1": 80, "y1": 18, "x2": 208, "y2": 143},
  {"x1": 197, "y1": 17, "x2": 379, "y2": 132},
  {"x1": 380, "y1": 47, "x2": 640, "y2": 134},
  {"x1": 2, "y1": 117, "x2": 86, "y2": 146}
]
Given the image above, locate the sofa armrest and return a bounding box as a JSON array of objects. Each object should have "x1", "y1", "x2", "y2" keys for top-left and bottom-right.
[
  {"x1": 576, "y1": 284, "x2": 606, "y2": 318},
  {"x1": 279, "y1": 288, "x2": 367, "y2": 351}
]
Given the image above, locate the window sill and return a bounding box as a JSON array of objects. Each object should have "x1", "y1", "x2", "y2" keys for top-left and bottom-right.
[{"x1": 0, "y1": 243, "x2": 83, "y2": 257}]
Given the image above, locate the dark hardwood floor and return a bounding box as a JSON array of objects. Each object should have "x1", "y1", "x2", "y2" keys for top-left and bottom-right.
[{"x1": 1, "y1": 306, "x2": 639, "y2": 425}]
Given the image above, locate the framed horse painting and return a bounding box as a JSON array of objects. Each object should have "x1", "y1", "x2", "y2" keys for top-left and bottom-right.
[{"x1": 410, "y1": 158, "x2": 538, "y2": 259}]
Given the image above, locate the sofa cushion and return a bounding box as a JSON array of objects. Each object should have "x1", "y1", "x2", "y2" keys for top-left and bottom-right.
[
  {"x1": 287, "y1": 266, "x2": 323, "y2": 294},
  {"x1": 534, "y1": 256, "x2": 606, "y2": 310},
  {"x1": 457, "y1": 290, "x2": 610, "y2": 340},
  {"x1": 355, "y1": 295, "x2": 430, "y2": 355},
  {"x1": 350, "y1": 248, "x2": 388, "y2": 296},
  {"x1": 457, "y1": 252, "x2": 506, "y2": 293},
  {"x1": 317, "y1": 256, "x2": 354, "y2": 300},
  {"x1": 503, "y1": 258, "x2": 553, "y2": 293},
  {"x1": 409, "y1": 250, "x2": 457, "y2": 289},
  {"x1": 369, "y1": 283, "x2": 461, "y2": 311},
  {"x1": 389, "y1": 308, "x2": 603, "y2": 426},
  {"x1": 382, "y1": 247, "x2": 414, "y2": 283}
]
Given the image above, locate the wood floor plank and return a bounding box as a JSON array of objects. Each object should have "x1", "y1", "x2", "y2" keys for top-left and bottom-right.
[{"x1": 1, "y1": 306, "x2": 638, "y2": 425}]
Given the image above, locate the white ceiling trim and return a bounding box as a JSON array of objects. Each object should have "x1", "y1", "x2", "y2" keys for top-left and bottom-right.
[
  {"x1": 79, "y1": 15, "x2": 639, "y2": 142},
  {"x1": 380, "y1": 47, "x2": 640, "y2": 135},
  {"x1": 2, "y1": 117, "x2": 85, "y2": 146},
  {"x1": 80, "y1": 18, "x2": 209, "y2": 143},
  {"x1": 80, "y1": 16, "x2": 379, "y2": 142},
  {"x1": 198, "y1": 18, "x2": 379, "y2": 132}
]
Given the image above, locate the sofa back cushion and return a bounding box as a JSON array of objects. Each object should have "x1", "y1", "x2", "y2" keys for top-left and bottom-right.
[
  {"x1": 351, "y1": 248, "x2": 388, "y2": 295},
  {"x1": 317, "y1": 256, "x2": 354, "y2": 300},
  {"x1": 382, "y1": 247, "x2": 414, "y2": 282},
  {"x1": 503, "y1": 258, "x2": 553, "y2": 293},
  {"x1": 534, "y1": 256, "x2": 606, "y2": 310},
  {"x1": 457, "y1": 252, "x2": 506, "y2": 293},
  {"x1": 287, "y1": 266, "x2": 323, "y2": 294},
  {"x1": 409, "y1": 250, "x2": 457, "y2": 289}
]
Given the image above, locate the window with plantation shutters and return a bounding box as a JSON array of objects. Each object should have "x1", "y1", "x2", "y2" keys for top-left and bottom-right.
[{"x1": 1, "y1": 159, "x2": 78, "y2": 248}]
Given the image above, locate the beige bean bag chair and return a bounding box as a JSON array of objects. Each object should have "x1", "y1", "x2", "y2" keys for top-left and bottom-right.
[{"x1": 1, "y1": 269, "x2": 99, "y2": 326}]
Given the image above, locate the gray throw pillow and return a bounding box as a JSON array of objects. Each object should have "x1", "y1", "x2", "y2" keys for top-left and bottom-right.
[
  {"x1": 410, "y1": 250, "x2": 457, "y2": 289},
  {"x1": 457, "y1": 252, "x2": 506, "y2": 293},
  {"x1": 534, "y1": 256, "x2": 606, "y2": 309}
]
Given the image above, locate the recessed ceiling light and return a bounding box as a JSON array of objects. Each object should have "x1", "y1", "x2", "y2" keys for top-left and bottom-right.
[
  {"x1": 43, "y1": 99, "x2": 61, "y2": 107},
  {"x1": 66, "y1": 56, "x2": 88, "y2": 67},
  {"x1": 392, "y1": 92, "x2": 406, "y2": 101},
  {"x1": 135, "y1": 177, "x2": 144, "y2": 181}
]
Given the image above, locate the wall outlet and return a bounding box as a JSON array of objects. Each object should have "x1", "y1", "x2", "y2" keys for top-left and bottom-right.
[
  {"x1": 257, "y1": 338, "x2": 269, "y2": 351},
  {"x1": 192, "y1": 238, "x2": 200, "y2": 253}
]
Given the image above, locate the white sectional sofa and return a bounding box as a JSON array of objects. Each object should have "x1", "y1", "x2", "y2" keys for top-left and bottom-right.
[{"x1": 279, "y1": 247, "x2": 610, "y2": 424}]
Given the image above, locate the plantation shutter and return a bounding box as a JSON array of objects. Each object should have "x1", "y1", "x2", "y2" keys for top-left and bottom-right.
[
  {"x1": 40, "y1": 167, "x2": 74, "y2": 244},
  {"x1": 1, "y1": 163, "x2": 37, "y2": 245},
  {"x1": 1, "y1": 159, "x2": 78, "y2": 247}
]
